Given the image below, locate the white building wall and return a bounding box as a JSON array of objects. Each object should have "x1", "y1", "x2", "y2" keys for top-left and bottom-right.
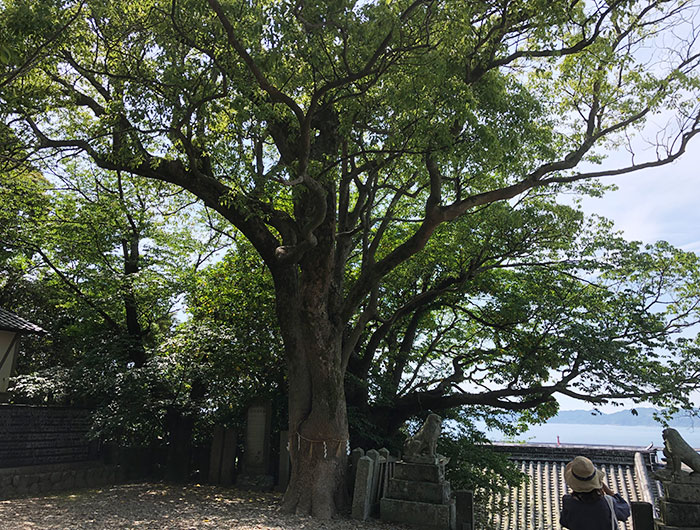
[{"x1": 0, "y1": 330, "x2": 18, "y2": 393}]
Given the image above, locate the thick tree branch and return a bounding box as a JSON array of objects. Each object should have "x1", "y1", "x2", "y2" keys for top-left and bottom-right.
[{"x1": 24, "y1": 118, "x2": 283, "y2": 269}]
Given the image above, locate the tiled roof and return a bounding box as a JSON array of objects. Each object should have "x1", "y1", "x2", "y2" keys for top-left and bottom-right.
[
  {"x1": 0, "y1": 307, "x2": 46, "y2": 334},
  {"x1": 487, "y1": 444, "x2": 661, "y2": 530}
]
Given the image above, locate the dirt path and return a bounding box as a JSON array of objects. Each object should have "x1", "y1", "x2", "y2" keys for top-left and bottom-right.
[{"x1": 0, "y1": 482, "x2": 411, "y2": 530}]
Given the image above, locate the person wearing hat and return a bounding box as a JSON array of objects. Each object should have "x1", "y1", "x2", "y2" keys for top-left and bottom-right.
[{"x1": 560, "y1": 456, "x2": 630, "y2": 529}]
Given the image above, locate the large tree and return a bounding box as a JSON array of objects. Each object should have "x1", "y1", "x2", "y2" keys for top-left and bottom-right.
[{"x1": 2, "y1": 0, "x2": 700, "y2": 517}]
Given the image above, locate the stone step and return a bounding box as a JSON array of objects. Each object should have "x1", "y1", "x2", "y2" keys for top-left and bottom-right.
[
  {"x1": 380, "y1": 497, "x2": 455, "y2": 530},
  {"x1": 386, "y1": 477, "x2": 451, "y2": 504}
]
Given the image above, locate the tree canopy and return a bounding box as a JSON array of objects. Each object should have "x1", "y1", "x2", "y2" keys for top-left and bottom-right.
[{"x1": 2, "y1": 0, "x2": 700, "y2": 518}]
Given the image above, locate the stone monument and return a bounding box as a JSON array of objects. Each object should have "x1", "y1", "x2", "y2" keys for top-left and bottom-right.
[
  {"x1": 653, "y1": 428, "x2": 700, "y2": 530},
  {"x1": 380, "y1": 414, "x2": 456, "y2": 530},
  {"x1": 208, "y1": 425, "x2": 237, "y2": 485},
  {"x1": 235, "y1": 398, "x2": 274, "y2": 490}
]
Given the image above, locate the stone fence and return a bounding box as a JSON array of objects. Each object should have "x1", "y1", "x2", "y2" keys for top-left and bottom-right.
[
  {"x1": 0, "y1": 404, "x2": 99, "y2": 467},
  {"x1": 350, "y1": 447, "x2": 396, "y2": 520},
  {"x1": 0, "y1": 461, "x2": 122, "y2": 499},
  {"x1": 0, "y1": 404, "x2": 125, "y2": 499}
]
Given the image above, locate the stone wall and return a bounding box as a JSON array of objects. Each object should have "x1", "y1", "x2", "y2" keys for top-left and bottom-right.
[
  {"x1": 0, "y1": 462, "x2": 123, "y2": 499},
  {"x1": 0, "y1": 405, "x2": 128, "y2": 500},
  {"x1": 0, "y1": 405, "x2": 98, "y2": 467}
]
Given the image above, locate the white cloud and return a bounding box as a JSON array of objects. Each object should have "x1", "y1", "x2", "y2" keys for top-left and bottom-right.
[
  {"x1": 557, "y1": 144, "x2": 700, "y2": 412},
  {"x1": 579, "y1": 154, "x2": 700, "y2": 248}
]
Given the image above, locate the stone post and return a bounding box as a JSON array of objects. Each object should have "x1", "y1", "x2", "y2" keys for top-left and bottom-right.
[
  {"x1": 208, "y1": 426, "x2": 225, "y2": 484},
  {"x1": 243, "y1": 399, "x2": 271, "y2": 475},
  {"x1": 220, "y1": 429, "x2": 237, "y2": 486},
  {"x1": 235, "y1": 399, "x2": 274, "y2": 490},
  {"x1": 455, "y1": 490, "x2": 475, "y2": 530},
  {"x1": 631, "y1": 502, "x2": 654, "y2": 530},
  {"x1": 352, "y1": 456, "x2": 375, "y2": 521},
  {"x1": 366, "y1": 448, "x2": 380, "y2": 461},
  {"x1": 276, "y1": 430, "x2": 290, "y2": 492},
  {"x1": 366, "y1": 449, "x2": 381, "y2": 510},
  {"x1": 349, "y1": 448, "x2": 364, "y2": 493}
]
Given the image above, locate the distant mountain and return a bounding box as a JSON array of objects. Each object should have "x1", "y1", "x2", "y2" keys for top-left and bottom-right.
[{"x1": 550, "y1": 407, "x2": 700, "y2": 428}]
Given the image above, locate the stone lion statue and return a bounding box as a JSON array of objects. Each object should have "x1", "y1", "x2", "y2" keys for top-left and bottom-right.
[
  {"x1": 403, "y1": 413, "x2": 442, "y2": 460},
  {"x1": 663, "y1": 427, "x2": 700, "y2": 476}
]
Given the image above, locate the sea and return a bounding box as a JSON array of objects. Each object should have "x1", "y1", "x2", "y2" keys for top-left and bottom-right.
[{"x1": 475, "y1": 421, "x2": 700, "y2": 448}]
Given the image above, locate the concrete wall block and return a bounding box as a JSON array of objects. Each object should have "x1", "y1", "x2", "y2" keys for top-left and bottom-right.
[
  {"x1": 662, "y1": 482, "x2": 700, "y2": 504},
  {"x1": 654, "y1": 523, "x2": 700, "y2": 530},
  {"x1": 86, "y1": 468, "x2": 100, "y2": 486},
  {"x1": 75, "y1": 472, "x2": 87, "y2": 488},
  {"x1": 393, "y1": 461, "x2": 445, "y2": 483}
]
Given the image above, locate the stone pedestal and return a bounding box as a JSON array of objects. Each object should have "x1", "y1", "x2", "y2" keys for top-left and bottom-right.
[
  {"x1": 654, "y1": 470, "x2": 700, "y2": 530},
  {"x1": 380, "y1": 460, "x2": 456, "y2": 530}
]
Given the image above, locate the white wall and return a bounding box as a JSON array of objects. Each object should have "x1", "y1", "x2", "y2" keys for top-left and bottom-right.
[{"x1": 0, "y1": 330, "x2": 18, "y2": 393}]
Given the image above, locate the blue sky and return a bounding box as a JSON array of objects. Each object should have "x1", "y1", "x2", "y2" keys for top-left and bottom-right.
[{"x1": 556, "y1": 145, "x2": 700, "y2": 412}]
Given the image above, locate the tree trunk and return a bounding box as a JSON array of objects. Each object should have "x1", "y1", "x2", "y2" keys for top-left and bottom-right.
[
  {"x1": 278, "y1": 310, "x2": 350, "y2": 516},
  {"x1": 281, "y1": 358, "x2": 350, "y2": 518},
  {"x1": 275, "y1": 262, "x2": 349, "y2": 517},
  {"x1": 121, "y1": 235, "x2": 146, "y2": 367}
]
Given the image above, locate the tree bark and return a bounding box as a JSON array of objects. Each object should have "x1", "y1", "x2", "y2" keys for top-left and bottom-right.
[
  {"x1": 274, "y1": 214, "x2": 350, "y2": 517},
  {"x1": 277, "y1": 299, "x2": 350, "y2": 516},
  {"x1": 281, "y1": 350, "x2": 349, "y2": 518}
]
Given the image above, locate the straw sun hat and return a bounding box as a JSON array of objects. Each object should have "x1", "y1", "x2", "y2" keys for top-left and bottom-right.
[{"x1": 564, "y1": 456, "x2": 605, "y2": 492}]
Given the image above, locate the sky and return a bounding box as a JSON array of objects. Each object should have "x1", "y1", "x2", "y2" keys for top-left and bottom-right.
[
  {"x1": 580, "y1": 153, "x2": 700, "y2": 254},
  {"x1": 556, "y1": 143, "x2": 700, "y2": 412}
]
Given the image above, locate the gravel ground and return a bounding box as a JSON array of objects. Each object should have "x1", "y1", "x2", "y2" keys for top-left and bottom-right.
[{"x1": 0, "y1": 482, "x2": 414, "y2": 530}]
